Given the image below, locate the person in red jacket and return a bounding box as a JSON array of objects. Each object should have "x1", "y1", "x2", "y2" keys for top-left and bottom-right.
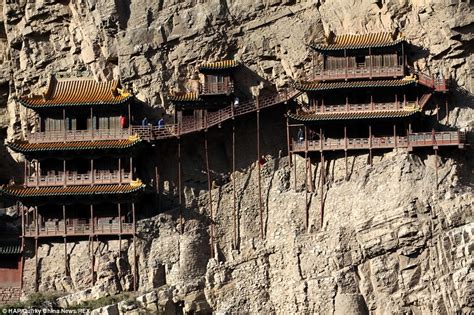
[{"x1": 120, "y1": 115, "x2": 127, "y2": 128}]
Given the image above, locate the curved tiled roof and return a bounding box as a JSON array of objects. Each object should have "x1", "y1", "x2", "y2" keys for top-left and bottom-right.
[
  {"x1": 0, "y1": 181, "x2": 145, "y2": 198},
  {"x1": 168, "y1": 92, "x2": 203, "y2": 102},
  {"x1": 312, "y1": 32, "x2": 404, "y2": 51},
  {"x1": 294, "y1": 78, "x2": 416, "y2": 92},
  {"x1": 7, "y1": 138, "x2": 142, "y2": 154},
  {"x1": 198, "y1": 60, "x2": 239, "y2": 71},
  {"x1": 18, "y1": 77, "x2": 132, "y2": 109},
  {"x1": 288, "y1": 109, "x2": 419, "y2": 121}
]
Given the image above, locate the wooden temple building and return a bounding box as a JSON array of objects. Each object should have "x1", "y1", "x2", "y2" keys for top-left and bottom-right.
[
  {"x1": 286, "y1": 32, "x2": 466, "y2": 228},
  {"x1": 0, "y1": 34, "x2": 467, "y2": 294},
  {"x1": 0, "y1": 218, "x2": 22, "y2": 305},
  {"x1": 1, "y1": 77, "x2": 145, "y2": 291}
]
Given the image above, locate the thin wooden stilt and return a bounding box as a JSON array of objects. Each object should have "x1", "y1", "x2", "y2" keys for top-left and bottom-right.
[
  {"x1": 64, "y1": 237, "x2": 68, "y2": 276},
  {"x1": 34, "y1": 238, "x2": 38, "y2": 292},
  {"x1": 178, "y1": 140, "x2": 183, "y2": 234},
  {"x1": 90, "y1": 204, "x2": 94, "y2": 285},
  {"x1": 232, "y1": 119, "x2": 237, "y2": 249},
  {"x1": 445, "y1": 96, "x2": 449, "y2": 124},
  {"x1": 132, "y1": 202, "x2": 137, "y2": 291},
  {"x1": 294, "y1": 154, "x2": 297, "y2": 191},
  {"x1": 434, "y1": 149, "x2": 439, "y2": 189},
  {"x1": 257, "y1": 108, "x2": 263, "y2": 240},
  {"x1": 344, "y1": 126, "x2": 348, "y2": 180},
  {"x1": 304, "y1": 126, "x2": 309, "y2": 231},
  {"x1": 118, "y1": 203, "x2": 122, "y2": 253},
  {"x1": 286, "y1": 116, "x2": 292, "y2": 166},
  {"x1": 320, "y1": 153, "x2": 325, "y2": 229},
  {"x1": 204, "y1": 131, "x2": 215, "y2": 258},
  {"x1": 369, "y1": 125, "x2": 373, "y2": 166}
]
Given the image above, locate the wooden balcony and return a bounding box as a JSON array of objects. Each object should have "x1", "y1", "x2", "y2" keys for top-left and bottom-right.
[
  {"x1": 27, "y1": 128, "x2": 132, "y2": 144},
  {"x1": 303, "y1": 101, "x2": 417, "y2": 113},
  {"x1": 292, "y1": 131, "x2": 465, "y2": 152},
  {"x1": 200, "y1": 82, "x2": 234, "y2": 95},
  {"x1": 23, "y1": 222, "x2": 134, "y2": 237},
  {"x1": 313, "y1": 65, "x2": 404, "y2": 81},
  {"x1": 25, "y1": 170, "x2": 132, "y2": 187}
]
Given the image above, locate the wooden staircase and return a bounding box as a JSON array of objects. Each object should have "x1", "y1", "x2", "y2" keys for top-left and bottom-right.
[{"x1": 132, "y1": 88, "x2": 302, "y2": 141}]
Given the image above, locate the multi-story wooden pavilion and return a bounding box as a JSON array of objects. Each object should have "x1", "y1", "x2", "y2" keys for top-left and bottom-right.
[
  {"x1": 287, "y1": 32, "x2": 466, "y2": 228},
  {"x1": 1, "y1": 77, "x2": 145, "y2": 291}
]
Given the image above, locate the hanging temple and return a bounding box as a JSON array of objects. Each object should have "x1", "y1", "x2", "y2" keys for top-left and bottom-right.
[{"x1": 0, "y1": 32, "x2": 467, "y2": 301}]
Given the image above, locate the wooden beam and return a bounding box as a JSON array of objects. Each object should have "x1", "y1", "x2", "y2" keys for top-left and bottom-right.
[
  {"x1": 204, "y1": 131, "x2": 215, "y2": 258},
  {"x1": 232, "y1": 119, "x2": 237, "y2": 249},
  {"x1": 132, "y1": 202, "x2": 137, "y2": 291},
  {"x1": 178, "y1": 140, "x2": 183, "y2": 234}
]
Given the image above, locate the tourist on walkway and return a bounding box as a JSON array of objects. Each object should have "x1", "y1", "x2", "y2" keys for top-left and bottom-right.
[
  {"x1": 158, "y1": 117, "x2": 165, "y2": 129},
  {"x1": 142, "y1": 117, "x2": 148, "y2": 127},
  {"x1": 297, "y1": 128, "x2": 304, "y2": 143}
]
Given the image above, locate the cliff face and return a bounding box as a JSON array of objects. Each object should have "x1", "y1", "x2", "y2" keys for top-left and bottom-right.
[{"x1": 1, "y1": 0, "x2": 473, "y2": 314}]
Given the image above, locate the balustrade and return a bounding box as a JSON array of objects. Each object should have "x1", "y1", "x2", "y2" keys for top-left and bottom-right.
[
  {"x1": 23, "y1": 221, "x2": 133, "y2": 237},
  {"x1": 27, "y1": 128, "x2": 132, "y2": 144},
  {"x1": 292, "y1": 131, "x2": 463, "y2": 152},
  {"x1": 26, "y1": 170, "x2": 132, "y2": 187}
]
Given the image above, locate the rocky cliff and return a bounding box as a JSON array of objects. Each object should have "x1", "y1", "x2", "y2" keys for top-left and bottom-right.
[{"x1": 1, "y1": 0, "x2": 473, "y2": 314}]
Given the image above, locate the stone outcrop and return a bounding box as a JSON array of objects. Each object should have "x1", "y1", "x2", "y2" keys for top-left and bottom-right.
[{"x1": 0, "y1": 0, "x2": 473, "y2": 314}]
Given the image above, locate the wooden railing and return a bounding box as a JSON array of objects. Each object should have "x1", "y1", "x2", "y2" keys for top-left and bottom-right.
[
  {"x1": 313, "y1": 65, "x2": 404, "y2": 81},
  {"x1": 292, "y1": 131, "x2": 465, "y2": 152},
  {"x1": 23, "y1": 222, "x2": 133, "y2": 237},
  {"x1": 408, "y1": 67, "x2": 450, "y2": 92},
  {"x1": 301, "y1": 101, "x2": 417, "y2": 114},
  {"x1": 27, "y1": 128, "x2": 132, "y2": 144},
  {"x1": 131, "y1": 88, "x2": 302, "y2": 141},
  {"x1": 200, "y1": 82, "x2": 234, "y2": 95},
  {"x1": 25, "y1": 170, "x2": 132, "y2": 187}
]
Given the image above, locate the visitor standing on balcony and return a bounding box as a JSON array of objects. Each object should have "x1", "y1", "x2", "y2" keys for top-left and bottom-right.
[
  {"x1": 298, "y1": 128, "x2": 304, "y2": 143},
  {"x1": 120, "y1": 115, "x2": 127, "y2": 128},
  {"x1": 142, "y1": 117, "x2": 148, "y2": 127},
  {"x1": 158, "y1": 117, "x2": 165, "y2": 129}
]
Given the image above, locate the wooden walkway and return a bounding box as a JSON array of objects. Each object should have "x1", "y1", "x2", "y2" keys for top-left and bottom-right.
[
  {"x1": 131, "y1": 88, "x2": 302, "y2": 141},
  {"x1": 292, "y1": 131, "x2": 466, "y2": 153}
]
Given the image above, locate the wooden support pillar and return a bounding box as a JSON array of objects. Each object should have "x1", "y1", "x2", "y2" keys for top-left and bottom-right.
[
  {"x1": 178, "y1": 140, "x2": 183, "y2": 234},
  {"x1": 204, "y1": 131, "x2": 215, "y2": 258},
  {"x1": 90, "y1": 204, "x2": 94, "y2": 286},
  {"x1": 436, "y1": 100, "x2": 440, "y2": 122},
  {"x1": 118, "y1": 203, "x2": 122, "y2": 252},
  {"x1": 320, "y1": 153, "x2": 325, "y2": 229},
  {"x1": 35, "y1": 160, "x2": 39, "y2": 187},
  {"x1": 90, "y1": 106, "x2": 94, "y2": 138},
  {"x1": 445, "y1": 96, "x2": 449, "y2": 124},
  {"x1": 23, "y1": 160, "x2": 27, "y2": 188},
  {"x1": 155, "y1": 163, "x2": 161, "y2": 212},
  {"x1": 304, "y1": 126, "x2": 309, "y2": 231},
  {"x1": 344, "y1": 126, "x2": 348, "y2": 180},
  {"x1": 63, "y1": 108, "x2": 66, "y2": 141},
  {"x1": 90, "y1": 159, "x2": 94, "y2": 186},
  {"x1": 232, "y1": 119, "x2": 237, "y2": 249},
  {"x1": 63, "y1": 160, "x2": 67, "y2": 186},
  {"x1": 64, "y1": 237, "x2": 68, "y2": 276},
  {"x1": 130, "y1": 156, "x2": 134, "y2": 178},
  {"x1": 257, "y1": 103, "x2": 264, "y2": 240},
  {"x1": 434, "y1": 149, "x2": 439, "y2": 189},
  {"x1": 286, "y1": 116, "x2": 292, "y2": 166},
  {"x1": 369, "y1": 125, "x2": 373, "y2": 166},
  {"x1": 132, "y1": 202, "x2": 137, "y2": 291},
  {"x1": 294, "y1": 151, "x2": 297, "y2": 191},
  {"x1": 34, "y1": 237, "x2": 38, "y2": 292}
]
